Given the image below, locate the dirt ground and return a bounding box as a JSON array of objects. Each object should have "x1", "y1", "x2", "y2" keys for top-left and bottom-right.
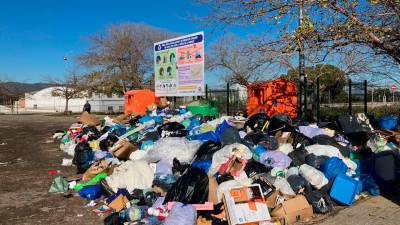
[{"x1": 0, "y1": 114, "x2": 399, "y2": 225}]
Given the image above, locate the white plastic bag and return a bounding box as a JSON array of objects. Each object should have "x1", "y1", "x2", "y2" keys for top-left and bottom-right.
[
  {"x1": 278, "y1": 143, "x2": 294, "y2": 155},
  {"x1": 273, "y1": 177, "x2": 296, "y2": 196},
  {"x1": 299, "y1": 164, "x2": 328, "y2": 189},
  {"x1": 305, "y1": 144, "x2": 343, "y2": 159},
  {"x1": 105, "y1": 160, "x2": 154, "y2": 193},
  {"x1": 146, "y1": 137, "x2": 201, "y2": 166}
]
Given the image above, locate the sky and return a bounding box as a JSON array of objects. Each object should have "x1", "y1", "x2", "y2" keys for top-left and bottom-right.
[{"x1": 0, "y1": 0, "x2": 230, "y2": 84}]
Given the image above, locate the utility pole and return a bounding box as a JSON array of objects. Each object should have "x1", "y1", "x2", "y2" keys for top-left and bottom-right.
[{"x1": 298, "y1": 0, "x2": 306, "y2": 120}]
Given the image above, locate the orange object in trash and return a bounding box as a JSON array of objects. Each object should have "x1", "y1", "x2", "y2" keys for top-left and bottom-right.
[
  {"x1": 247, "y1": 78, "x2": 297, "y2": 118},
  {"x1": 124, "y1": 90, "x2": 159, "y2": 115}
]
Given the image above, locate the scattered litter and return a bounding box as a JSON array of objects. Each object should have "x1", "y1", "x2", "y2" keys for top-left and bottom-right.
[
  {"x1": 62, "y1": 158, "x2": 73, "y2": 166},
  {"x1": 47, "y1": 95, "x2": 399, "y2": 225}
]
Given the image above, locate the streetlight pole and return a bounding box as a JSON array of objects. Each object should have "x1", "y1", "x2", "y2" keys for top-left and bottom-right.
[{"x1": 298, "y1": 0, "x2": 306, "y2": 120}]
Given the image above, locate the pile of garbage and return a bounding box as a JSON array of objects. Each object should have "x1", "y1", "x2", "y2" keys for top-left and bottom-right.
[{"x1": 50, "y1": 106, "x2": 400, "y2": 225}]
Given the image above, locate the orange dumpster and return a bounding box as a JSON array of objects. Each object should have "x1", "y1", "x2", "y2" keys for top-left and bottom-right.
[
  {"x1": 247, "y1": 79, "x2": 297, "y2": 118},
  {"x1": 124, "y1": 90, "x2": 159, "y2": 115}
]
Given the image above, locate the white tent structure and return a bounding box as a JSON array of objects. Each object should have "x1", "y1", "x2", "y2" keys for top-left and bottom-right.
[{"x1": 24, "y1": 87, "x2": 124, "y2": 113}]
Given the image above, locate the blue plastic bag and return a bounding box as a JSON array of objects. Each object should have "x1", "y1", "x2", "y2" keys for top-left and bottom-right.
[
  {"x1": 215, "y1": 120, "x2": 230, "y2": 141},
  {"x1": 79, "y1": 184, "x2": 102, "y2": 200},
  {"x1": 191, "y1": 160, "x2": 212, "y2": 173},
  {"x1": 187, "y1": 118, "x2": 201, "y2": 131},
  {"x1": 187, "y1": 131, "x2": 219, "y2": 143},
  {"x1": 139, "y1": 116, "x2": 152, "y2": 123}
]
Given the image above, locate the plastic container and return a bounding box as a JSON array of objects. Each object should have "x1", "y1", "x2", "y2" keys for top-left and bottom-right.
[
  {"x1": 379, "y1": 116, "x2": 398, "y2": 130},
  {"x1": 321, "y1": 157, "x2": 348, "y2": 180},
  {"x1": 329, "y1": 174, "x2": 359, "y2": 205}
]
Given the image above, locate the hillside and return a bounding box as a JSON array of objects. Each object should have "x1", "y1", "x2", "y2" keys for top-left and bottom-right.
[{"x1": 0, "y1": 82, "x2": 52, "y2": 97}]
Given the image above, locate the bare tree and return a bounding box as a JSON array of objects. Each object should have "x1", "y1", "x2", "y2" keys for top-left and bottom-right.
[
  {"x1": 207, "y1": 34, "x2": 274, "y2": 85},
  {"x1": 47, "y1": 73, "x2": 86, "y2": 113},
  {"x1": 196, "y1": 0, "x2": 400, "y2": 81},
  {"x1": 77, "y1": 23, "x2": 175, "y2": 94}
]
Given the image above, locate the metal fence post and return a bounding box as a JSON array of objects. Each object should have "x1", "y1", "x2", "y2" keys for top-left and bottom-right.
[
  {"x1": 348, "y1": 79, "x2": 352, "y2": 115},
  {"x1": 304, "y1": 76, "x2": 307, "y2": 118},
  {"x1": 364, "y1": 80, "x2": 367, "y2": 114},
  {"x1": 205, "y1": 84, "x2": 208, "y2": 100},
  {"x1": 227, "y1": 83, "x2": 230, "y2": 116},
  {"x1": 317, "y1": 77, "x2": 320, "y2": 124}
]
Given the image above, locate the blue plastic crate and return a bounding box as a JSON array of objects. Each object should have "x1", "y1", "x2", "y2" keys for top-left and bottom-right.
[
  {"x1": 321, "y1": 157, "x2": 348, "y2": 180},
  {"x1": 330, "y1": 174, "x2": 360, "y2": 206},
  {"x1": 379, "y1": 116, "x2": 398, "y2": 130}
]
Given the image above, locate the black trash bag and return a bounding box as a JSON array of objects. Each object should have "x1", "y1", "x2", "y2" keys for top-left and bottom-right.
[
  {"x1": 99, "y1": 134, "x2": 119, "y2": 152},
  {"x1": 243, "y1": 133, "x2": 279, "y2": 150},
  {"x1": 312, "y1": 135, "x2": 350, "y2": 158},
  {"x1": 288, "y1": 147, "x2": 308, "y2": 167},
  {"x1": 140, "y1": 131, "x2": 160, "y2": 143},
  {"x1": 172, "y1": 158, "x2": 190, "y2": 176},
  {"x1": 266, "y1": 114, "x2": 294, "y2": 135},
  {"x1": 304, "y1": 190, "x2": 334, "y2": 214},
  {"x1": 195, "y1": 141, "x2": 222, "y2": 161},
  {"x1": 319, "y1": 180, "x2": 334, "y2": 194},
  {"x1": 244, "y1": 160, "x2": 270, "y2": 178},
  {"x1": 287, "y1": 175, "x2": 311, "y2": 193},
  {"x1": 164, "y1": 167, "x2": 209, "y2": 204},
  {"x1": 345, "y1": 132, "x2": 370, "y2": 146},
  {"x1": 157, "y1": 122, "x2": 187, "y2": 137},
  {"x1": 244, "y1": 113, "x2": 269, "y2": 132},
  {"x1": 337, "y1": 114, "x2": 372, "y2": 134},
  {"x1": 216, "y1": 174, "x2": 235, "y2": 184},
  {"x1": 305, "y1": 153, "x2": 330, "y2": 169},
  {"x1": 130, "y1": 189, "x2": 145, "y2": 201},
  {"x1": 128, "y1": 115, "x2": 142, "y2": 126},
  {"x1": 82, "y1": 125, "x2": 101, "y2": 138},
  {"x1": 104, "y1": 212, "x2": 125, "y2": 225},
  {"x1": 292, "y1": 131, "x2": 314, "y2": 149},
  {"x1": 72, "y1": 141, "x2": 94, "y2": 174},
  {"x1": 144, "y1": 191, "x2": 161, "y2": 206},
  {"x1": 220, "y1": 127, "x2": 241, "y2": 146}
]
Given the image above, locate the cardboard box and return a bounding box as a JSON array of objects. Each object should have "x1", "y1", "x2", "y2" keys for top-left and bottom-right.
[
  {"x1": 79, "y1": 112, "x2": 100, "y2": 126},
  {"x1": 271, "y1": 195, "x2": 313, "y2": 225},
  {"x1": 223, "y1": 184, "x2": 271, "y2": 225},
  {"x1": 265, "y1": 191, "x2": 279, "y2": 209}
]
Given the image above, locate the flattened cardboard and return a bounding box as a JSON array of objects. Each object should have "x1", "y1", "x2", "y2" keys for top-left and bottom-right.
[
  {"x1": 271, "y1": 195, "x2": 312, "y2": 225},
  {"x1": 108, "y1": 194, "x2": 129, "y2": 212}
]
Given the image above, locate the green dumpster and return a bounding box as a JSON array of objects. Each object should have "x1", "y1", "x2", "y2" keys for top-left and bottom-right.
[{"x1": 187, "y1": 99, "x2": 219, "y2": 118}]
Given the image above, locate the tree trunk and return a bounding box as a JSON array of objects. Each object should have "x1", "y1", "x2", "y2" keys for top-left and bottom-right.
[{"x1": 65, "y1": 97, "x2": 69, "y2": 114}]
